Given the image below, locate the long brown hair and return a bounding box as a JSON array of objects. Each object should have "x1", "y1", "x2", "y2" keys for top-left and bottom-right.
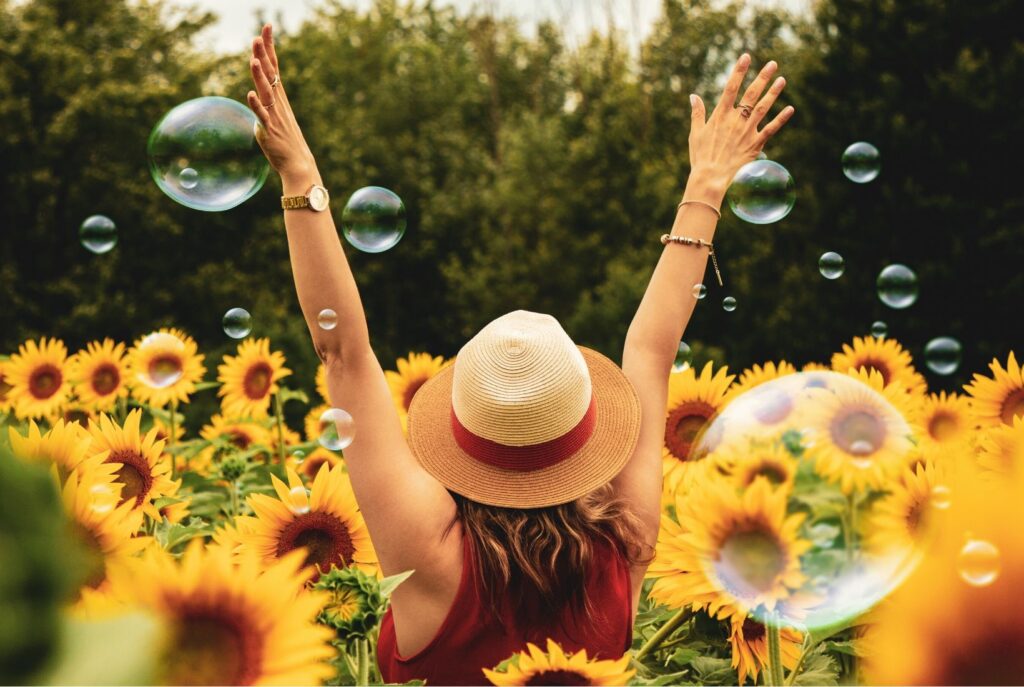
[{"x1": 442, "y1": 483, "x2": 654, "y2": 631}]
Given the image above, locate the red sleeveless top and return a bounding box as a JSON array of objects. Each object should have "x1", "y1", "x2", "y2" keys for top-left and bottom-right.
[{"x1": 377, "y1": 533, "x2": 634, "y2": 686}]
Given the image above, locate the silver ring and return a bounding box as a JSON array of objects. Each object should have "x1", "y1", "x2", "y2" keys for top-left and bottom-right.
[{"x1": 270, "y1": 73, "x2": 280, "y2": 89}]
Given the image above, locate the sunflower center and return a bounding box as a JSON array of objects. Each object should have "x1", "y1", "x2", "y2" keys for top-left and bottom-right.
[
  {"x1": 753, "y1": 389, "x2": 794, "y2": 425},
  {"x1": 905, "y1": 498, "x2": 927, "y2": 536},
  {"x1": 741, "y1": 617, "x2": 766, "y2": 642},
  {"x1": 715, "y1": 528, "x2": 787, "y2": 599},
  {"x1": 747, "y1": 462, "x2": 788, "y2": 486},
  {"x1": 108, "y1": 449, "x2": 153, "y2": 506},
  {"x1": 70, "y1": 522, "x2": 107, "y2": 592},
  {"x1": 525, "y1": 669, "x2": 592, "y2": 686},
  {"x1": 927, "y1": 411, "x2": 960, "y2": 442},
  {"x1": 831, "y1": 408, "x2": 886, "y2": 457},
  {"x1": 276, "y1": 511, "x2": 355, "y2": 575},
  {"x1": 665, "y1": 402, "x2": 716, "y2": 461},
  {"x1": 303, "y1": 455, "x2": 329, "y2": 478},
  {"x1": 0, "y1": 374, "x2": 11, "y2": 401},
  {"x1": 937, "y1": 623, "x2": 1024, "y2": 685},
  {"x1": 91, "y1": 363, "x2": 121, "y2": 396},
  {"x1": 1000, "y1": 389, "x2": 1024, "y2": 425},
  {"x1": 28, "y1": 364, "x2": 62, "y2": 400},
  {"x1": 64, "y1": 408, "x2": 91, "y2": 426},
  {"x1": 164, "y1": 611, "x2": 262, "y2": 685},
  {"x1": 402, "y1": 376, "x2": 429, "y2": 411},
  {"x1": 147, "y1": 355, "x2": 183, "y2": 387},
  {"x1": 243, "y1": 362, "x2": 274, "y2": 400},
  {"x1": 228, "y1": 429, "x2": 252, "y2": 449},
  {"x1": 858, "y1": 357, "x2": 892, "y2": 386}
]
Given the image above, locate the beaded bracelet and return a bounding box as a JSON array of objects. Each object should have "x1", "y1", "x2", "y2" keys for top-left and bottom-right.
[{"x1": 660, "y1": 234, "x2": 724, "y2": 286}]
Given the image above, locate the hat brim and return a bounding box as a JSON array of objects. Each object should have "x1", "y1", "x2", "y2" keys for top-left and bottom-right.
[{"x1": 407, "y1": 347, "x2": 641, "y2": 508}]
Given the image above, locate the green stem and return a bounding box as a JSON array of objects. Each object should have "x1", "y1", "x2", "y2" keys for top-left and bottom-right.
[
  {"x1": 272, "y1": 391, "x2": 287, "y2": 466},
  {"x1": 784, "y1": 636, "x2": 813, "y2": 686},
  {"x1": 357, "y1": 637, "x2": 370, "y2": 686},
  {"x1": 766, "y1": 622, "x2": 784, "y2": 687},
  {"x1": 169, "y1": 400, "x2": 179, "y2": 479},
  {"x1": 847, "y1": 492, "x2": 858, "y2": 563},
  {"x1": 117, "y1": 396, "x2": 128, "y2": 423},
  {"x1": 230, "y1": 479, "x2": 239, "y2": 518},
  {"x1": 635, "y1": 607, "x2": 691, "y2": 661}
]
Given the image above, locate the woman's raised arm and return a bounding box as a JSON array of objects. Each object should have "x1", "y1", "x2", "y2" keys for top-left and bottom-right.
[
  {"x1": 614, "y1": 54, "x2": 795, "y2": 551},
  {"x1": 246, "y1": 25, "x2": 457, "y2": 581}
]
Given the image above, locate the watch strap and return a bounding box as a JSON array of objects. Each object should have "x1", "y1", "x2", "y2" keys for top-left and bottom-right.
[{"x1": 281, "y1": 194, "x2": 310, "y2": 210}]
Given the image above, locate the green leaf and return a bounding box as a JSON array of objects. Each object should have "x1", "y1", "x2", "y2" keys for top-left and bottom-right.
[
  {"x1": 379, "y1": 569, "x2": 415, "y2": 597},
  {"x1": 43, "y1": 613, "x2": 162, "y2": 685},
  {"x1": 690, "y1": 656, "x2": 737, "y2": 685},
  {"x1": 666, "y1": 647, "x2": 700, "y2": 668},
  {"x1": 161, "y1": 518, "x2": 213, "y2": 551},
  {"x1": 278, "y1": 387, "x2": 310, "y2": 405},
  {"x1": 791, "y1": 645, "x2": 839, "y2": 686},
  {"x1": 190, "y1": 381, "x2": 221, "y2": 392},
  {"x1": 824, "y1": 639, "x2": 864, "y2": 657},
  {"x1": 808, "y1": 613, "x2": 866, "y2": 646}
]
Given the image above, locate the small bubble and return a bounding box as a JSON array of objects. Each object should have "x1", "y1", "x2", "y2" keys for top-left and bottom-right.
[
  {"x1": 291, "y1": 449, "x2": 305, "y2": 464},
  {"x1": 222, "y1": 307, "x2": 252, "y2": 339},
  {"x1": 135, "y1": 332, "x2": 186, "y2": 389},
  {"x1": 692, "y1": 283, "x2": 707, "y2": 300},
  {"x1": 341, "y1": 186, "x2": 407, "y2": 253},
  {"x1": 179, "y1": 167, "x2": 199, "y2": 189},
  {"x1": 722, "y1": 296, "x2": 737, "y2": 312},
  {"x1": 924, "y1": 337, "x2": 962, "y2": 376},
  {"x1": 287, "y1": 485, "x2": 310, "y2": 515},
  {"x1": 317, "y1": 308, "x2": 338, "y2": 331},
  {"x1": 79, "y1": 215, "x2": 118, "y2": 254},
  {"x1": 930, "y1": 484, "x2": 952, "y2": 510},
  {"x1": 957, "y1": 539, "x2": 1000, "y2": 587},
  {"x1": 870, "y1": 321, "x2": 888, "y2": 339},
  {"x1": 877, "y1": 264, "x2": 918, "y2": 309},
  {"x1": 756, "y1": 151, "x2": 767, "y2": 160},
  {"x1": 842, "y1": 142, "x2": 881, "y2": 183},
  {"x1": 818, "y1": 251, "x2": 845, "y2": 279},
  {"x1": 673, "y1": 341, "x2": 692, "y2": 372},
  {"x1": 319, "y1": 407, "x2": 355, "y2": 451}
]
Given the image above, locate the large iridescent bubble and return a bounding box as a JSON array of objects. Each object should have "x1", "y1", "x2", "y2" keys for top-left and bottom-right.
[
  {"x1": 147, "y1": 96, "x2": 269, "y2": 212},
  {"x1": 727, "y1": 160, "x2": 796, "y2": 224},
  {"x1": 660, "y1": 371, "x2": 930, "y2": 634}
]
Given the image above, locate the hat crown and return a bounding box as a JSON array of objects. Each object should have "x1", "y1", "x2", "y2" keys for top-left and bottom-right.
[{"x1": 451, "y1": 311, "x2": 592, "y2": 446}]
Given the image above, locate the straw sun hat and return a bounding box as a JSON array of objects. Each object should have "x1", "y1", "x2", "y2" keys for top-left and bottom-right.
[{"x1": 407, "y1": 310, "x2": 641, "y2": 508}]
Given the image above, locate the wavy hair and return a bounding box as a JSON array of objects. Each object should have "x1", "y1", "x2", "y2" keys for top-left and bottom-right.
[{"x1": 442, "y1": 483, "x2": 654, "y2": 630}]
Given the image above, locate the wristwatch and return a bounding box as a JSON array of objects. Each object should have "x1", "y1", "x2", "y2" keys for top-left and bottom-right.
[{"x1": 281, "y1": 184, "x2": 330, "y2": 211}]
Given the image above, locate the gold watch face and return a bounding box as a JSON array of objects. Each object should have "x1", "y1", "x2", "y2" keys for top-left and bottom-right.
[{"x1": 308, "y1": 185, "x2": 330, "y2": 212}]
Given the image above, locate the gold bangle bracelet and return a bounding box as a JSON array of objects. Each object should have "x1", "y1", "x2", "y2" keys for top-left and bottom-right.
[{"x1": 677, "y1": 199, "x2": 722, "y2": 219}]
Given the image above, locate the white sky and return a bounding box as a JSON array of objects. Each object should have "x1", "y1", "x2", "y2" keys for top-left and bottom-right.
[{"x1": 185, "y1": 0, "x2": 808, "y2": 54}]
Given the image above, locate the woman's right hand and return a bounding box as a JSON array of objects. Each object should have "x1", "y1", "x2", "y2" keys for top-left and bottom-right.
[
  {"x1": 685, "y1": 54, "x2": 795, "y2": 205},
  {"x1": 247, "y1": 24, "x2": 318, "y2": 185}
]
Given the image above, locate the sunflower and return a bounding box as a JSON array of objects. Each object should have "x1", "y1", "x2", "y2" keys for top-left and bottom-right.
[
  {"x1": 647, "y1": 479, "x2": 811, "y2": 620},
  {"x1": 217, "y1": 338, "x2": 291, "y2": 419},
  {"x1": 150, "y1": 417, "x2": 185, "y2": 445},
  {"x1": 803, "y1": 369, "x2": 917, "y2": 494},
  {"x1": 270, "y1": 423, "x2": 302, "y2": 457},
  {"x1": 61, "y1": 464, "x2": 149, "y2": 604},
  {"x1": 867, "y1": 461, "x2": 947, "y2": 556},
  {"x1": 5, "y1": 337, "x2": 71, "y2": 418},
  {"x1": 965, "y1": 351, "x2": 1024, "y2": 427},
  {"x1": 158, "y1": 497, "x2": 191, "y2": 524},
  {"x1": 316, "y1": 363, "x2": 330, "y2": 404},
  {"x1": 126, "y1": 328, "x2": 206, "y2": 408},
  {"x1": 729, "y1": 615, "x2": 803, "y2": 686},
  {"x1": 801, "y1": 362, "x2": 830, "y2": 373},
  {"x1": 195, "y1": 414, "x2": 274, "y2": 473},
  {"x1": 52, "y1": 400, "x2": 96, "y2": 428},
  {"x1": 93, "y1": 541, "x2": 335, "y2": 685},
  {"x1": 483, "y1": 638, "x2": 634, "y2": 686},
  {"x1": 975, "y1": 415, "x2": 1024, "y2": 476},
  {"x1": 662, "y1": 362, "x2": 735, "y2": 495},
  {"x1": 305, "y1": 402, "x2": 332, "y2": 442},
  {"x1": 8, "y1": 419, "x2": 116, "y2": 486},
  {"x1": 240, "y1": 464, "x2": 377, "y2": 578},
  {"x1": 0, "y1": 360, "x2": 14, "y2": 413},
  {"x1": 723, "y1": 361, "x2": 797, "y2": 404},
  {"x1": 68, "y1": 339, "x2": 128, "y2": 411},
  {"x1": 917, "y1": 391, "x2": 973, "y2": 453},
  {"x1": 717, "y1": 442, "x2": 797, "y2": 491},
  {"x1": 831, "y1": 336, "x2": 925, "y2": 396},
  {"x1": 88, "y1": 410, "x2": 176, "y2": 519},
  {"x1": 384, "y1": 352, "x2": 449, "y2": 427},
  {"x1": 287, "y1": 446, "x2": 344, "y2": 481}
]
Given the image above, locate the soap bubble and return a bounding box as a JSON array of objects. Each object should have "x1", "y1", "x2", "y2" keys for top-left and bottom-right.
[
  {"x1": 756, "y1": 151, "x2": 767, "y2": 160},
  {"x1": 818, "y1": 251, "x2": 845, "y2": 279},
  {"x1": 222, "y1": 308, "x2": 252, "y2": 339},
  {"x1": 842, "y1": 142, "x2": 881, "y2": 183},
  {"x1": 877, "y1": 264, "x2": 918, "y2": 309},
  {"x1": 668, "y1": 371, "x2": 922, "y2": 633},
  {"x1": 727, "y1": 160, "x2": 796, "y2": 225},
  {"x1": 722, "y1": 296, "x2": 737, "y2": 312},
  {"x1": 930, "y1": 484, "x2": 952, "y2": 510},
  {"x1": 957, "y1": 539, "x2": 1000, "y2": 587},
  {"x1": 924, "y1": 337, "x2": 962, "y2": 376},
  {"x1": 318, "y1": 408, "x2": 355, "y2": 451},
  {"x1": 79, "y1": 215, "x2": 117, "y2": 254},
  {"x1": 341, "y1": 186, "x2": 407, "y2": 253},
  {"x1": 147, "y1": 96, "x2": 269, "y2": 212},
  {"x1": 673, "y1": 341, "x2": 692, "y2": 372},
  {"x1": 870, "y1": 321, "x2": 888, "y2": 339},
  {"x1": 317, "y1": 309, "x2": 338, "y2": 331},
  {"x1": 134, "y1": 332, "x2": 187, "y2": 389},
  {"x1": 286, "y1": 485, "x2": 311, "y2": 515},
  {"x1": 291, "y1": 449, "x2": 306, "y2": 464},
  {"x1": 692, "y1": 283, "x2": 707, "y2": 300}
]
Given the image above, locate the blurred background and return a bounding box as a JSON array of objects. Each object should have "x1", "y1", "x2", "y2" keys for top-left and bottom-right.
[{"x1": 1, "y1": 0, "x2": 1021, "y2": 417}]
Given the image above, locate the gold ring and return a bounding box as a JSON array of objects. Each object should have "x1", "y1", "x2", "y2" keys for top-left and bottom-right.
[
  {"x1": 738, "y1": 104, "x2": 753, "y2": 118},
  {"x1": 265, "y1": 99, "x2": 276, "y2": 109},
  {"x1": 270, "y1": 74, "x2": 280, "y2": 88}
]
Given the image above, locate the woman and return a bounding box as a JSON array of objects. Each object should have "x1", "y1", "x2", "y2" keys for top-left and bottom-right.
[{"x1": 246, "y1": 25, "x2": 792, "y2": 685}]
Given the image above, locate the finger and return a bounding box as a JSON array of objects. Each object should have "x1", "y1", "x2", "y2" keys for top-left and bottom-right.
[
  {"x1": 253, "y1": 38, "x2": 278, "y2": 89},
  {"x1": 748, "y1": 76, "x2": 786, "y2": 127},
  {"x1": 250, "y1": 58, "x2": 276, "y2": 111},
  {"x1": 737, "y1": 60, "x2": 777, "y2": 109},
  {"x1": 262, "y1": 23, "x2": 279, "y2": 72},
  {"x1": 247, "y1": 90, "x2": 271, "y2": 129},
  {"x1": 689, "y1": 93, "x2": 706, "y2": 134},
  {"x1": 713, "y1": 53, "x2": 751, "y2": 114},
  {"x1": 756, "y1": 105, "x2": 795, "y2": 145}
]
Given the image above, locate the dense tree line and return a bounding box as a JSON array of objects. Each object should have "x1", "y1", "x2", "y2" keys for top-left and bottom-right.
[{"x1": 1, "y1": 0, "x2": 1021, "y2": 409}]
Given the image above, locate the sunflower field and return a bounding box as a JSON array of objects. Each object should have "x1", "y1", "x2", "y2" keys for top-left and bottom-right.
[{"x1": 1, "y1": 328, "x2": 1023, "y2": 684}]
